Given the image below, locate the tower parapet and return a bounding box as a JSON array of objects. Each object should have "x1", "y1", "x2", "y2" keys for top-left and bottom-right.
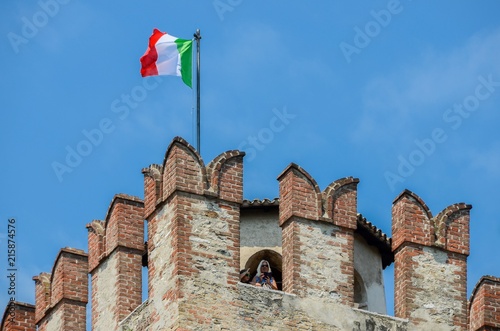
[
  {"x1": 142, "y1": 164, "x2": 163, "y2": 219},
  {"x1": 278, "y1": 163, "x2": 358, "y2": 306},
  {"x1": 32, "y1": 248, "x2": 88, "y2": 331},
  {"x1": 392, "y1": 189, "x2": 471, "y2": 330},
  {"x1": 145, "y1": 137, "x2": 245, "y2": 329},
  {"x1": 86, "y1": 194, "x2": 144, "y2": 331},
  {"x1": 469, "y1": 275, "x2": 500, "y2": 331},
  {"x1": 0, "y1": 302, "x2": 35, "y2": 331}
]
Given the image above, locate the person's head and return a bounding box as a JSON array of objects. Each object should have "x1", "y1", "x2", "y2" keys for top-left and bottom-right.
[
  {"x1": 257, "y1": 260, "x2": 272, "y2": 275},
  {"x1": 239, "y1": 268, "x2": 250, "y2": 283}
]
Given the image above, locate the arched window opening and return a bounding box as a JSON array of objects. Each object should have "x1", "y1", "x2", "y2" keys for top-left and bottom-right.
[
  {"x1": 244, "y1": 249, "x2": 282, "y2": 290},
  {"x1": 354, "y1": 269, "x2": 368, "y2": 310}
]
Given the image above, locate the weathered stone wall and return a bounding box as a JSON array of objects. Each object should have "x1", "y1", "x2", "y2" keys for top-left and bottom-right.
[
  {"x1": 37, "y1": 303, "x2": 64, "y2": 331},
  {"x1": 288, "y1": 218, "x2": 351, "y2": 303},
  {"x1": 91, "y1": 253, "x2": 119, "y2": 330},
  {"x1": 278, "y1": 164, "x2": 357, "y2": 307},
  {"x1": 240, "y1": 207, "x2": 282, "y2": 270},
  {"x1": 173, "y1": 194, "x2": 240, "y2": 329},
  {"x1": 87, "y1": 194, "x2": 145, "y2": 331},
  {"x1": 392, "y1": 190, "x2": 471, "y2": 330},
  {"x1": 354, "y1": 233, "x2": 387, "y2": 314},
  {"x1": 121, "y1": 283, "x2": 409, "y2": 331},
  {"x1": 240, "y1": 208, "x2": 281, "y2": 248},
  {"x1": 236, "y1": 283, "x2": 408, "y2": 331},
  {"x1": 146, "y1": 196, "x2": 179, "y2": 330},
  {"x1": 119, "y1": 301, "x2": 151, "y2": 331},
  {"x1": 404, "y1": 246, "x2": 466, "y2": 331},
  {"x1": 144, "y1": 137, "x2": 244, "y2": 330}
]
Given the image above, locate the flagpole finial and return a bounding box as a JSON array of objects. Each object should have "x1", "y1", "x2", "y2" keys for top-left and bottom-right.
[{"x1": 194, "y1": 29, "x2": 201, "y2": 40}]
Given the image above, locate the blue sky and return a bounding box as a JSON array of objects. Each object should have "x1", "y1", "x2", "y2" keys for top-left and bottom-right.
[{"x1": 1, "y1": 0, "x2": 500, "y2": 320}]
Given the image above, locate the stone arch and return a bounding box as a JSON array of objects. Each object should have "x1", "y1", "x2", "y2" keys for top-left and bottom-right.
[
  {"x1": 244, "y1": 249, "x2": 283, "y2": 290},
  {"x1": 353, "y1": 269, "x2": 367, "y2": 310}
]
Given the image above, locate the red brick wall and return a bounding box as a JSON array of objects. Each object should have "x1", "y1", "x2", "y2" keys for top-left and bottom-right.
[
  {"x1": 103, "y1": 194, "x2": 144, "y2": 255},
  {"x1": 142, "y1": 164, "x2": 162, "y2": 219},
  {"x1": 146, "y1": 138, "x2": 244, "y2": 329},
  {"x1": 392, "y1": 190, "x2": 471, "y2": 330},
  {"x1": 434, "y1": 205, "x2": 471, "y2": 255},
  {"x1": 278, "y1": 163, "x2": 322, "y2": 225},
  {"x1": 392, "y1": 190, "x2": 433, "y2": 251},
  {"x1": 162, "y1": 137, "x2": 206, "y2": 199},
  {"x1": 469, "y1": 276, "x2": 500, "y2": 331},
  {"x1": 206, "y1": 150, "x2": 244, "y2": 203},
  {"x1": 33, "y1": 248, "x2": 88, "y2": 331},
  {"x1": 86, "y1": 220, "x2": 105, "y2": 272},
  {"x1": 0, "y1": 302, "x2": 35, "y2": 331},
  {"x1": 323, "y1": 177, "x2": 359, "y2": 230},
  {"x1": 278, "y1": 165, "x2": 357, "y2": 306},
  {"x1": 281, "y1": 220, "x2": 301, "y2": 295},
  {"x1": 87, "y1": 194, "x2": 144, "y2": 330},
  {"x1": 32, "y1": 273, "x2": 50, "y2": 323}
]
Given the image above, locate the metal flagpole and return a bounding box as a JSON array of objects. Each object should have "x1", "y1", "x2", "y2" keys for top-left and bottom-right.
[{"x1": 194, "y1": 29, "x2": 201, "y2": 153}]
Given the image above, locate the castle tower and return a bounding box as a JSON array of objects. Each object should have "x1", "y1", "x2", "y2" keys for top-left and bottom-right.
[
  {"x1": 277, "y1": 163, "x2": 358, "y2": 306},
  {"x1": 392, "y1": 189, "x2": 471, "y2": 330},
  {"x1": 143, "y1": 137, "x2": 245, "y2": 329},
  {"x1": 86, "y1": 194, "x2": 144, "y2": 330},
  {"x1": 3, "y1": 135, "x2": 500, "y2": 331}
]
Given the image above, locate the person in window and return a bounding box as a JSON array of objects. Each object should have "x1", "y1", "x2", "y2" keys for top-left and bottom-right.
[
  {"x1": 251, "y1": 259, "x2": 278, "y2": 290},
  {"x1": 239, "y1": 268, "x2": 251, "y2": 284}
]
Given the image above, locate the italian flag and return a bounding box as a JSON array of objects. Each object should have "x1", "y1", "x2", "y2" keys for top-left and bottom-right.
[{"x1": 140, "y1": 29, "x2": 193, "y2": 88}]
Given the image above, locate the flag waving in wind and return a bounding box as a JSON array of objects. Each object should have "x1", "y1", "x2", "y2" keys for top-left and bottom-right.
[{"x1": 140, "y1": 29, "x2": 193, "y2": 88}]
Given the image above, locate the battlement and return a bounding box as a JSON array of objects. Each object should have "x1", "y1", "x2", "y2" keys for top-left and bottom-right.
[
  {"x1": 277, "y1": 163, "x2": 359, "y2": 304},
  {"x1": 391, "y1": 190, "x2": 473, "y2": 329},
  {"x1": 469, "y1": 276, "x2": 500, "y2": 331},
  {"x1": 142, "y1": 137, "x2": 245, "y2": 220},
  {"x1": 32, "y1": 248, "x2": 88, "y2": 331},
  {"x1": 392, "y1": 189, "x2": 471, "y2": 254},
  {"x1": 2, "y1": 136, "x2": 499, "y2": 331},
  {"x1": 86, "y1": 193, "x2": 145, "y2": 331},
  {"x1": 1, "y1": 302, "x2": 35, "y2": 331}
]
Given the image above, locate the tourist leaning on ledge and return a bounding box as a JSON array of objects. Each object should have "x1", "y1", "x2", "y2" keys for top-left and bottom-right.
[{"x1": 251, "y1": 260, "x2": 278, "y2": 290}]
